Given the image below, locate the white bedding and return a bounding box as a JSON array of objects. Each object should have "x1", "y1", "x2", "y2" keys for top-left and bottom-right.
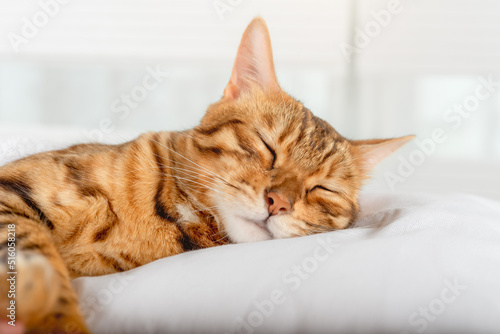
[
  {"x1": 2, "y1": 126, "x2": 500, "y2": 334},
  {"x1": 70, "y1": 192, "x2": 500, "y2": 334}
]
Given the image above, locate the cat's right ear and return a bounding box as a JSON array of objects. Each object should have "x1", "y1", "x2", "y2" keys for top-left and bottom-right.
[{"x1": 223, "y1": 17, "x2": 281, "y2": 100}]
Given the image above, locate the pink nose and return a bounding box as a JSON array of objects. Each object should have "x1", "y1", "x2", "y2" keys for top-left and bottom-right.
[{"x1": 267, "y1": 192, "x2": 292, "y2": 215}]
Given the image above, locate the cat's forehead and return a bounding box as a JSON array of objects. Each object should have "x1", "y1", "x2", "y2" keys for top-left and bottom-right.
[{"x1": 271, "y1": 106, "x2": 350, "y2": 172}]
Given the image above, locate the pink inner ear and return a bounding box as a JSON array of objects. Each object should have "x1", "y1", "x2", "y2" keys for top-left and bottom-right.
[{"x1": 223, "y1": 17, "x2": 281, "y2": 100}]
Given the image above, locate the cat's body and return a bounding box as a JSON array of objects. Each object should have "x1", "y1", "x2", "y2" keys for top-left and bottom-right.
[
  {"x1": 0, "y1": 18, "x2": 412, "y2": 333},
  {"x1": 0, "y1": 132, "x2": 226, "y2": 277}
]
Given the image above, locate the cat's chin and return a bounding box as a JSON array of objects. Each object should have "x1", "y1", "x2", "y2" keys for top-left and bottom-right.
[
  {"x1": 223, "y1": 216, "x2": 273, "y2": 243},
  {"x1": 215, "y1": 198, "x2": 273, "y2": 243}
]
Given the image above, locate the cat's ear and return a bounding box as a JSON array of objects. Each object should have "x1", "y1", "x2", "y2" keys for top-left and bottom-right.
[
  {"x1": 352, "y1": 135, "x2": 415, "y2": 172},
  {"x1": 223, "y1": 17, "x2": 281, "y2": 100}
]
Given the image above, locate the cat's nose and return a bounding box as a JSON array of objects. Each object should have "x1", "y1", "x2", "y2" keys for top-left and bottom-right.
[{"x1": 267, "y1": 192, "x2": 292, "y2": 215}]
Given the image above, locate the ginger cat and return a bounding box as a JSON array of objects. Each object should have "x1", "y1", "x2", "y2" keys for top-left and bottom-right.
[{"x1": 0, "y1": 18, "x2": 413, "y2": 333}]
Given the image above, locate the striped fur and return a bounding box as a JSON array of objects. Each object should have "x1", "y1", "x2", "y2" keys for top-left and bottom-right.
[{"x1": 0, "y1": 18, "x2": 412, "y2": 333}]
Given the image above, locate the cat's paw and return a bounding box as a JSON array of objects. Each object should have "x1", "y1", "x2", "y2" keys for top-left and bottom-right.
[
  {"x1": 2, "y1": 252, "x2": 89, "y2": 334},
  {"x1": 0, "y1": 251, "x2": 58, "y2": 332},
  {"x1": 16, "y1": 251, "x2": 61, "y2": 325}
]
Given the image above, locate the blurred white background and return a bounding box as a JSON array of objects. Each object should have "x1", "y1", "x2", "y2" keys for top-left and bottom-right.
[{"x1": 0, "y1": 0, "x2": 499, "y2": 199}]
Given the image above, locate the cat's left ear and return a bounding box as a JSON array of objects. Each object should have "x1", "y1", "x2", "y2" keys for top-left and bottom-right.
[
  {"x1": 223, "y1": 17, "x2": 281, "y2": 100},
  {"x1": 352, "y1": 135, "x2": 415, "y2": 172}
]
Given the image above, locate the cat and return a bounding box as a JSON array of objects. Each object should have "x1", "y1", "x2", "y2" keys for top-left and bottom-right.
[{"x1": 0, "y1": 17, "x2": 413, "y2": 334}]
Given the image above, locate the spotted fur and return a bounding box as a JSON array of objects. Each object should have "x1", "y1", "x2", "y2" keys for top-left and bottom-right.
[{"x1": 0, "y1": 18, "x2": 412, "y2": 333}]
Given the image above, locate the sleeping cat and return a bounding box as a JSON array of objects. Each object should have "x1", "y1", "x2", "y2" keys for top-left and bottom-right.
[{"x1": 0, "y1": 18, "x2": 413, "y2": 333}]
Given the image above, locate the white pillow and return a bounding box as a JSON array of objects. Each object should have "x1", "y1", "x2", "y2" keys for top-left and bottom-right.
[{"x1": 72, "y1": 192, "x2": 500, "y2": 334}]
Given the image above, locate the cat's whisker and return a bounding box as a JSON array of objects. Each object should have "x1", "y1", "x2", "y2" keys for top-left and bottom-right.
[
  {"x1": 171, "y1": 175, "x2": 236, "y2": 200},
  {"x1": 122, "y1": 151, "x2": 233, "y2": 192},
  {"x1": 176, "y1": 200, "x2": 221, "y2": 217},
  {"x1": 175, "y1": 178, "x2": 235, "y2": 205},
  {"x1": 140, "y1": 165, "x2": 237, "y2": 201},
  {"x1": 211, "y1": 232, "x2": 230, "y2": 244},
  {"x1": 126, "y1": 163, "x2": 227, "y2": 193},
  {"x1": 176, "y1": 159, "x2": 237, "y2": 191},
  {"x1": 152, "y1": 151, "x2": 240, "y2": 192},
  {"x1": 206, "y1": 192, "x2": 238, "y2": 208},
  {"x1": 149, "y1": 149, "x2": 237, "y2": 188},
  {"x1": 123, "y1": 161, "x2": 207, "y2": 180},
  {"x1": 124, "y1": 165, "x2": 237, "y2": 202},
  {"x1": 173, "y1": 175, "x2": 237, "y2": 203},
  {"x1": 164, "y1": 164, "x2": 228, "y2": 189},
  {"x1": 149, "y1": 137, "x2": 232, "y2": 185},
  {"x1": 150, "y1": 152, "x2": 218, "y2": 179},
  {"x1": 117, "y1": 160, "x2": 237, "y2": 202}
]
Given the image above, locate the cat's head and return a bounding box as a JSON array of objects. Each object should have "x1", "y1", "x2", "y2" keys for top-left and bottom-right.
[{"x1": 189, "y1": 18, "x2": 413, "y2": 243}]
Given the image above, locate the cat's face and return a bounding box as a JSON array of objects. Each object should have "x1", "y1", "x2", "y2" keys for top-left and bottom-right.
[
  {"x1": 187, "y1": 18, "x2": 412, "y2": 243},
  {"x1": 194, "y1": 90, "x2": 363, "y2": 242}
]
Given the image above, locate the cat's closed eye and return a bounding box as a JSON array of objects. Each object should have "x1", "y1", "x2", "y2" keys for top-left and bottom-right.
[
  {"x1": 311, "y1": 185, "x2": 339, "y2": 194},
  {"x1": 258, "y1": 136, "x2": 276, "y2": 170}
]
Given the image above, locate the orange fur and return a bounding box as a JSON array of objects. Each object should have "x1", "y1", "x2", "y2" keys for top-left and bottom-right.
[{"x1": 0, "y1": 18, "x2": 412, "y2": 333}]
